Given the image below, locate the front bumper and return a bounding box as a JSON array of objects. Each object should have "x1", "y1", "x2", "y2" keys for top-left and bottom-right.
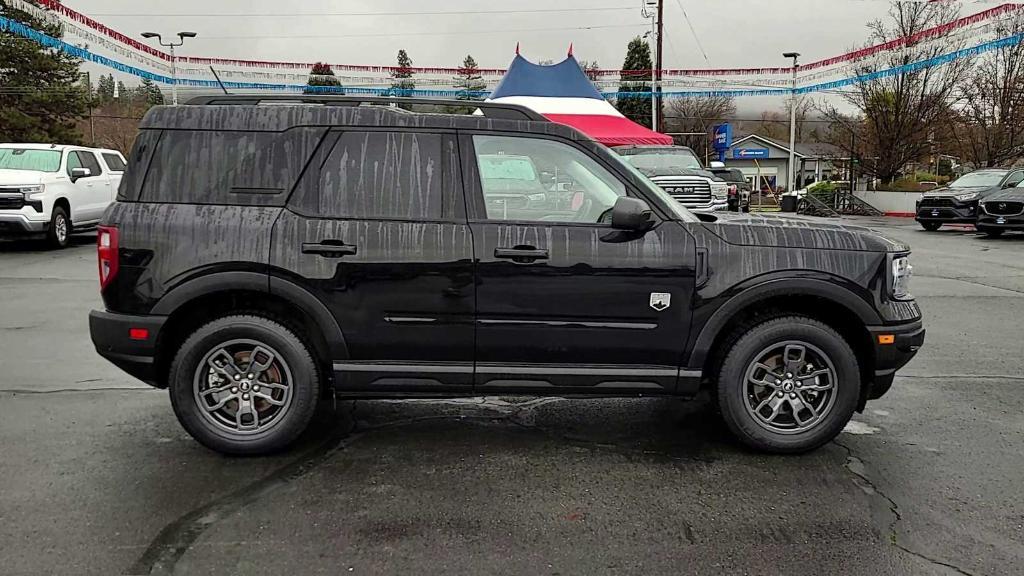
[
  {"x1": 0, "y1": 213, "x2": 48, "y2": 237},
  {"x1": 977, "y1": 213, "x2": 1024, "y2": 230},
  {"x1": 89, "y1": 310, "x2": 168, "y2": 387},
  {"x1": 915, "y1": 200, "x2": 978, "y2": 223},
  {"x1": 865, "y1": 319, "x2": 925, "y2": 401},
  {"x1": 690, "y1": 198, "x2": 729, "y2": 213}
]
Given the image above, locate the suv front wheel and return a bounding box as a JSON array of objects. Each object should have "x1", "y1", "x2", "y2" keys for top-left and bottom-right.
[
  {"x1": 716, "y1": 316, "x2": 860, "y2": 453},
  {"x1": 169, "y1": 314, "x2": 321, "y2": 455}
]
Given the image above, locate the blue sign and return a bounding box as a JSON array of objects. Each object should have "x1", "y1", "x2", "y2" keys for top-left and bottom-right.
[
  {"x1": 713, "y1": 124, "x2": 733, "y2": 151},
  {"x1": 733, "y1": 148, "x2": 770, "y2": 159}
]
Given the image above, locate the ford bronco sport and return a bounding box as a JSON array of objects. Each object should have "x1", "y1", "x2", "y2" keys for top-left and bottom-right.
[{"x1": 89, "y1": 96, "x2": 924, "y2": 455}]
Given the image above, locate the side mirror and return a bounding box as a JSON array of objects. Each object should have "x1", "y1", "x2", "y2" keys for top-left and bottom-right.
[
  {"x1": 611, "y1": 196, "x2": 655, "y2": 232},
  {"x1": 1003, "y1": 180, "x2": 1020, "y2": 189},
  {"x1": 70, "y1": 167, "x2": 91, "y2": 182}
]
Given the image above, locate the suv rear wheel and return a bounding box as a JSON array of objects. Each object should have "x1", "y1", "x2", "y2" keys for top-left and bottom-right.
[
  {"x1": 716, "y1": 316, "x2": 859, "y2": 453},
  {"x1": 169, "y1": 314, "x2": 321, "y2": 455}
]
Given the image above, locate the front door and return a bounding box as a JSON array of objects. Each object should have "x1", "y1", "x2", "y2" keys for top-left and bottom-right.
[
  {"x1": 270, "y1": 130, "x2": 475, "y2": 391},
  {"x1": 461, "y1": 133, "x2": 697, "y2": 393}
]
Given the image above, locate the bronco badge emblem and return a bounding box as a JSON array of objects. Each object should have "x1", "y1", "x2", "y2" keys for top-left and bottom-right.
[{"x1": 650, "y1": 292, "x2": 671, "y2": 311}]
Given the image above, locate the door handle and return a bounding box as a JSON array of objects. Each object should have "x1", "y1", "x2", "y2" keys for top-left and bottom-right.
[
  {"x1": 302, "y1": 241, "x2": 357, "y2": 257},
  {"x1": 494, "y1": 246, "x2": 549, "y2": 262}
]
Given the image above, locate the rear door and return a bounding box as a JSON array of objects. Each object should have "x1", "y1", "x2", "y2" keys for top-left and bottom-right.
[
  {"x1": 100, "y1": 152, "x2": 127, "y2": 203},
  {"x1": 462, "y1": 133, "x2": 697, "y2": 394},
  {"x1": 270, "y1": 129, "x2": 475, "y2": 392}
]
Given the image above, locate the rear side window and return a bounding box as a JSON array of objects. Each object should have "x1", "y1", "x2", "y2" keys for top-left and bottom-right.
[
  {"x1": 102, "y1": 153, "x2": 126, "y2": 172},
  {"x1": 140, "y1": 128, "x2": 325, "y2": 204},
  {"x1": 318, "y1": 131, "x2": 443, "y2": 220}
]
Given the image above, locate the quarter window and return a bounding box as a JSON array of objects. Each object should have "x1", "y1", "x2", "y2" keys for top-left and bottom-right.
[
  {"x1": 471, "y1": 135, "x2": 625, "y2": 224},
  {"x1": 319, "y1": 131, "x2": 444, "y2": 220}
]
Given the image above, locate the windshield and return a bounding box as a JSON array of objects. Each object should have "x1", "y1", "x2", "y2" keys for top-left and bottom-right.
[
  {"x1": 0, "y1": 148, "x2": 61, "y2": 172},
  {"x1": 478, "y1": 155, "x2": 538, "y2": 182},
  {"x1": 619, "y1": 149, "x2": 703, "y2": 171},
  {"x1": 951, "y1": 171, "x2": 1006, "y2": 188},
  {"x1": 605, "y1": 152, "x2": 698, "y2": 222}
]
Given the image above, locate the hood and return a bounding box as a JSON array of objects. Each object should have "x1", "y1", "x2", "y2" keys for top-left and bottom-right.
[
  {"x1": 702, "y1": 213, "x2": 910, "y2": 253},
  {"x1": 922, "y1": 185, "x2": 994, "y2": 198},
  {"x1": 635, "y1": 166, "x2": 720, "y2": 180},
  {"x1": 0, "y1": 169, "x2": 46, "y2": 186},
  {"x1": 980, "y1": 188, "x2": 1024, "y2": 203}
]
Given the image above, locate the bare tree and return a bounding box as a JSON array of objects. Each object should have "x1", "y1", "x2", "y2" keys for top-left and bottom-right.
[
  {"x1": 950, "y1": 12, "x2": 1024, "y2": 167},
  {"x1": 823, "y1": 1, "x2": 970, "y2": 184},
  {"x1": 663, "y1": 95, "x2": 737, "y2": 156}
]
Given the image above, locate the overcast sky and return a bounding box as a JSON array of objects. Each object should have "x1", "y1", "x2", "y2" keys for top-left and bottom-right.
[{"x1": 71, "y1": 0, "x2": 902, "y2": 72}]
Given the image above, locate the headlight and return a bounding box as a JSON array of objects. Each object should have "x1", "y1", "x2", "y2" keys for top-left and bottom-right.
[
  {"x1": 954, "y1": 192, "x2": 979, "y2": 202},
  {"x1": 890, "y1": 254, "x2": 912, "y2": 300},
  {"x1": 711, "y1": 182, "x2": 729, "y2": 199},
  {"x1": 18, "y1": 185, "x2": 45, "y2": 200}
]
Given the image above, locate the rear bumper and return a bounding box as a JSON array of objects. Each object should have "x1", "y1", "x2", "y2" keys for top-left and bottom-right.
[
  {"x1": 865, "y1": 319, "x2": 925, "y2": 400},
  {"x1": 89, "y1": 310, "x2": 167, "y2": 387},
  {"x1": 0, "y1": 213, "x2": 47, "y2": 236}
]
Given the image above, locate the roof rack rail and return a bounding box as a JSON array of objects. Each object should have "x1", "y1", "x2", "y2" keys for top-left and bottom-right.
[{"x1": 184, "y1": 95, "x2": 548, "y2": 122}]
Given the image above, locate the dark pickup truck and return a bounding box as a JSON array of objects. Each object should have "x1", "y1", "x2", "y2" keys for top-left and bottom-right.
[{"x1": 89, "y1": 96, "x2": 924, "y2": 456}]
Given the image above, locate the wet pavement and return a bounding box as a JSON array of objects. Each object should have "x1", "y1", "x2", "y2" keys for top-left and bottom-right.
[{"x1": 1, "y1": 218, "x2": 1022, "y2": 575}]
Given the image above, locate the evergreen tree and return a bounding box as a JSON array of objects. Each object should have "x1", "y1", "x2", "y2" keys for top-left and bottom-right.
[
  {"x1": 96, "y1": 74, "x2": 116, "y2": 104},
  {"x1": 615, "y1": 37, "x2": 653, "y2": 128},
  {"x1": 0, "y1": 0, "x2": 90, "y2": 143},
  {"x1": 115, "y1": 81, "x2": 127, "y2": 99},
  {"x1": 139, "y1": 78, "x2": 165, "y2": 106},
  {"x1": 454, "y1": 54, "x2": 486, "y2": 100},
  {"x1": 390, "y1": 49, "x2": 416, "y2": 96},
  {"x1": 304, "y1": 62, "x2": 344, "y2": 94}
]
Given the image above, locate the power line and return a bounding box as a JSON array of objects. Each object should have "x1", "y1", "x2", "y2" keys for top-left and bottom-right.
[
  {"x1": 673, "y1": 0, "x2": 709, "y2": 64},
  {"x1": 82, "y1": 7, "x2": 638, "y2": 18},
  {"x1": 194, "y1": 23, "x2": 648, "y2": 40}
]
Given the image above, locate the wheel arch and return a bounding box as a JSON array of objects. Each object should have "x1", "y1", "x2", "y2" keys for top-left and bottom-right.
[
  {"x1": 150, "y1": 271, "x2": 347, "y2": 388},
  {"x1": 687, "y1": 276, "x2": 880, "y2": 399}
]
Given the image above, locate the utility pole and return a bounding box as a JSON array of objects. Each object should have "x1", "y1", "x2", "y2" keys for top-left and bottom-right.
[
  {"x1": 643, "y1": 0, "x2": 660, "y2": 130},
  {"x1": 655, "y1": 0, "x2": 664, "y2": 133},
  {"x1": 141, "y1": 31, "x2": 198, "y2": 106},
  {"x1": 783, "y1": 51, "x2": 800, "y2": 192}
]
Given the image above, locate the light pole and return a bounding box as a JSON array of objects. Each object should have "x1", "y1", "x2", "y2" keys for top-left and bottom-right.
[
  {"x1": 783, "y1": 51, "x2": 800, "y2": 192},
  {"x1": 141, "y1": 31, "x2": 197, "y2": 106}
]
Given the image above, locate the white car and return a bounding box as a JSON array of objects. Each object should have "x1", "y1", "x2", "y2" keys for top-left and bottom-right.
[{"x1": 0, "y1": 144, "x2": 126, "y2": 248}]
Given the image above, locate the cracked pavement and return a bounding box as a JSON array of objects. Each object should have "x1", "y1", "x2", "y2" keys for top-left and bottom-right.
[{"x1": 1, "y1": 218, "x2": 1022, "y2": 575}]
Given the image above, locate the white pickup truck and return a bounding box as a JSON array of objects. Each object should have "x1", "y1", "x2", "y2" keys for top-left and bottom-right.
[{"x1": 0, "y1": 144, "x2": 127, "y2": 248}]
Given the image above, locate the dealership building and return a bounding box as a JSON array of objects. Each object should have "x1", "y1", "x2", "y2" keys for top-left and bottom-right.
[{"x1": 722, "y1": 134, "x2": 845, "y2": 192}]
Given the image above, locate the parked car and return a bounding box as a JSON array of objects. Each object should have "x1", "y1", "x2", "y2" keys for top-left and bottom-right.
[
  {"x1": 612, "y1": 145, "x2": 730, "y2": 212},
  {"x1": 915, "y1": 168, "x2": 1022, "y2": 231},
  {"x1": 977, "y1": 180, "x2": 1024, "y2": 237},
  {"x1": 0, "y1": 144, "x2": 126, "y2": 248},
  {"x1": 707, "y1": 164, "x2": 751, "y2": 212},
  {"x1": 89, "y1": 96, "x2": 924, "y2": 456}
]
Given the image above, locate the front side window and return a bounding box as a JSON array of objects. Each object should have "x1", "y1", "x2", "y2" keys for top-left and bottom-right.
[
  {"x1": 0, "y1": 148, "x2": 61, "y2": 172},
  {"x1": 472, "y1": 135, "x2": 625, "y2": 224},
  {"x1": 66, "y1": 150, "x2": 84, "y2": 177},
  {"x1": 76, "y1": 151, "x2": 102, "y2": 176},
  {"x1": 319, "y1": 131, "x2": 444, "y2": 220}
]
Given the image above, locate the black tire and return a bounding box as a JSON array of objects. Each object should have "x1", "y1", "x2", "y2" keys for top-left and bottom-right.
[
  {"x1": 46, "y1": 206, "x2": 70, "y2": 248},
  {"x1": 169, "y1": 314, "x2": 321, "y2": 455},
  {"x1": 716, "y1": 316, "x2": 860, "y2": 454},
  {"x1": 919, "y1": 221, "x2": 941, "y2": 231}
]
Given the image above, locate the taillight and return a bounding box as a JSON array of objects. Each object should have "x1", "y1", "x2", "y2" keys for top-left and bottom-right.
[
  {"x1": 728, "y1": 184, "x2": 738, "y2": 197},
  {"x1": 97, "y1": 225, "x2": 119, "y2": 290}
]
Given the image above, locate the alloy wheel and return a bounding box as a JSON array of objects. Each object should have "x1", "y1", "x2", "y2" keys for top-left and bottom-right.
[
  {"x1": 192, "y1": 339, "x2": 294, "y2": 435},
  {"x1": 743, "y1": 340, "x2": 838, "y2": 434}
]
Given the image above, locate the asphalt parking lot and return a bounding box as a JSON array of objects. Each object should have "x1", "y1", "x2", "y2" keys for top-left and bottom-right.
[{"x1": 1, "y1": 218, "x2": 1022, "y2": 576}]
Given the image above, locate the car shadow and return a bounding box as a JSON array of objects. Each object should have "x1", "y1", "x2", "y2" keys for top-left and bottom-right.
[{"x1": 0, "y1": 232, "x2": 96, "y2": 252}]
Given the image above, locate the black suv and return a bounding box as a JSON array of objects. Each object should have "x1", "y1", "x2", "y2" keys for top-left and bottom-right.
[
  {"x1": 915, "y1": 168, "x2": 1023, "y2": 230},
  {"x1": 89, "y1": 96, "x2": 924, "y2": 455}
]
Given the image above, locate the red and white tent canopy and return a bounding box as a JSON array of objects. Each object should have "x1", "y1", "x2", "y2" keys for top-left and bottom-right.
[{"x1": 487, "y1": 53, "x2": 672, "y2": 147}]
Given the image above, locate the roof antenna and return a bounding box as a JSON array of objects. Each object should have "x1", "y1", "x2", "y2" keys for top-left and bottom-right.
[
  {"x1": 210, "y1": 66, "x2": 230, "y2": 95},
  {"x1": 515, "y1": 42, "x2": 520, "y2": 55},
  {"x1": 567, "y1": 43, "x2": 573, "y2": 57}
]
